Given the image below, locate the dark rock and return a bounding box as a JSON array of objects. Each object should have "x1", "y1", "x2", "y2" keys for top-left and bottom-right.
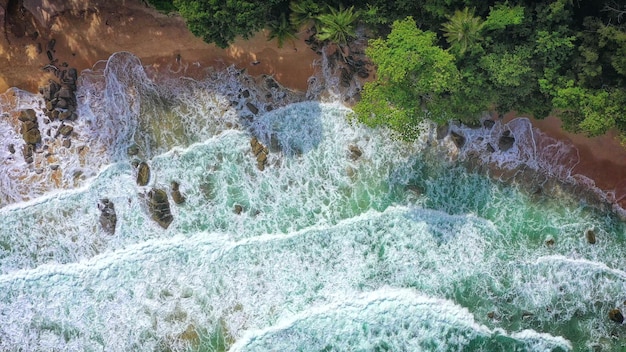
[
  {"x1": 486, "y1": 143, "x2": 495, "y2": 153},
  {"x1": 234, "y1": 204, "x2": 243, "y2": 215},
  {"x1": 50, "y1": 164, "x2": 59, "y2": 171},
  {"x1": 18, "y1": 109, "x2": 37, "y2": 122},
  {"x1": 62, "y1": 139, "x2": 71, "y2": 148},
  {"x1": 56, "y1": 98, "x2": 68, "y2": 109},
  {"x1": 68, "y1": 68, "x2": 78, "y2": 81},
  {"x1": 22, "y1": 125, "x2": 41, "y2": 144},
  {"x1": 242, "y1": 89, "x2": 250, "y2": 98},
  {"x1": 46, "y1": 50, "x2": 54, "y2": 62},
  {"x1": 265, "y1": 77, "x2": 279, "y2": 89},
  {"x1": 59, "y1": 110, "x2": 72, "y2": 120},
  {"x1": 585, "y1": 229, "x2": 597, "y2": 244},
  {"x1": 147, "y1": 188, "x2": 173, "y2": 229},
  {"x1": 340, "y1": 67, "x2": 353, "y2": 88},
  {"x1": 246, "y1": 102, "x2": 259, "y2": 115},
  {"x1": 8, "y1": 144, "x2": 15, "y2": 154},
  {"x1": 348, "y1": 144, "x2": 362, "y2": 160},
  {"x1": 357, "y1": 68, "x2": 369, "y2": 79},
  {"x1": 57, "y1": 86, "x2": 72, "y2": 99},
  {"x1": 483, "y1": 119, "x2": 495, "y2": 129},
  {"x1": 436, "y1": 124, "x2": 448, "y2": 140},
  {"x1": 545, "y1": 238, "x2": 555, "y2": 246},
  {"x1": 136, "y1": 161, "x2": 150, "y2": 186},
  {"x1": 450, "y1": 131, "x2": 466, "y2": 149},
  {"x1": 170, "y1": 181, "x2": 185, "y2": 205},
  {"x1": 498, "y1": 135, "x2": 515, "y2": 152},
  {"x1": 98, "y1": 198, "x2": 117, "y2": 235},
  {"x1": 58, "y1": 124, "x2": 73, "y2": 136},
  {"x1": 609, "y1": 308, "x2": 624, "y2": 324}
]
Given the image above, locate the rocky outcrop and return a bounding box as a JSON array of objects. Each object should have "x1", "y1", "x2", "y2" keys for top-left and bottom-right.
[
  {"x1": 250, "y1": 136, "x2": 269, "y2": 171},
  {"x1": 147, "y1": 188, "x2": 173, "y2": 229},
  {"x1": 18, "y1": 109, "x2": 40, "y2": 163},
  {"x1": 136, "y1": 161, "x2": 150, "y2": 186},
  {"x1": 98, "y1": 198, "x2": 117, "y2": 235},
  {"x1": 170, "y1": 181, "x2": 185, "y2": 205}
]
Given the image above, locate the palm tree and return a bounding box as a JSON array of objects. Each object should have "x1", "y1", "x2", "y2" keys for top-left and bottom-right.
[
  {"x1": 315, "y1": 6, "x2": 359, "y2": 47},
  {"x1": 442, "y1": 7, "x2": 485, "y2": 56},
  {"x1": 289, "y1": 0, "x2": 325, "y2": 32},
  {"x1": 267, "y1": 13, "x2": 298, "y2": 48}
]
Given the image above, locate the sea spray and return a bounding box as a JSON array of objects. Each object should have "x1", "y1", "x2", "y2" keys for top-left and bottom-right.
[{"x1": 1, "y1": 52, "x2": 626, "y2": 352}]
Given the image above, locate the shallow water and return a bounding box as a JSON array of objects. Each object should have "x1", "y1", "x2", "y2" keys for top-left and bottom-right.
[{"x1": 0, "y1": 53, "x2": 624, "y2": 351}]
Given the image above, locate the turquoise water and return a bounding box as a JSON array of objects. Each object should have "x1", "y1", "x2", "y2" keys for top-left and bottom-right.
[{"x1": 0, "y1": 53, "x2": 625, "y2": 351}]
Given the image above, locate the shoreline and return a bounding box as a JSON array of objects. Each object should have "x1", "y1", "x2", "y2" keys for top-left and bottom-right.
[{"x1": 1, "y1": 0, "x2": 625, "y2": 217}]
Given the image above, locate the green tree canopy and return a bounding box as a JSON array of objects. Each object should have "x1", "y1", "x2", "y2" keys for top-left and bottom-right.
[
  {"x1": 354, "y1": 17, "x2": 459, "y2": 138},
  {"x1": 173, "y1": 0, "x2": 284, "y2": 48}
]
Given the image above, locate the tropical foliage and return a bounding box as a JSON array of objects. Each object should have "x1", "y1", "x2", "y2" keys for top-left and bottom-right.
[{"x1": 154, "y1": 0, "x2": 626, "y2": 142}]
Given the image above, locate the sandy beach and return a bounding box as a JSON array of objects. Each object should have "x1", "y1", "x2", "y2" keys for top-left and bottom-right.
[{"x1": 2, "y1": 0, "x2": 625, "y2": 211}]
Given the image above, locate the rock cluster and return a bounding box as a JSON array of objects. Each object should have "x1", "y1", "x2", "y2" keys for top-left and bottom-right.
[
  {"x1": 250, "y1": 136, "x2": 269, "y2": 171},
  {"x1": 18, "y1": 109, "x2": 40, "y2": 163},
  {"x1": 38, "y1": 38, "x2": 79, "y2": 145}
]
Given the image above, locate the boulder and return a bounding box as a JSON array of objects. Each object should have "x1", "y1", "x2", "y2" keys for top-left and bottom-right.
[
  {"x1": 256, "y1": 150, "x2": 267, "y2": 163},
  {"x1": 62, "y1": 138, "x2": 71, "y2": 148},
  {"x1": 98, "y1": 198, "x2": 117, "y2": 235},
  {"x1": 136, "y1": 161, "x2": 150, "y2": 186},
  {"x1": 58, "y1": 124, "x2": 73, "y2": 136},
  {"x1": 170, "y1": 181, "x2": 185, "y2": 205},
  {"x1": 8, "y1": 144, "x2": 15, "y2": 154},
  {"x1": 22, "y1": 125, "x2": 41, "y2": 145},
  {"x1": 486, "y1": 143, "x2": 495, "y2": 153},
  {"x1": 147, "y1": 188, "x2": 173, "y2": 229},
  {"x1": 450, "y1": 131, "x2": 466, "y2": 149},
  {"x1": 241, "y1": 89, "x2": 250, "y2": 98},
  {"x1": 609, "y1": 308, "x2": 624, "y2": 324},
  {"x1": 234, "y1": 204, "x2": 243, "y2": 215},
  {"x1": 348, "y1": 144, "x2": 362, "y2": 160},
  {"x1": 585, "y1": 229, "x2": 597, "y2": 244},
  {"x1": 483, "y1": 119, "x2": 495, "y2": 129},
  {"x1": 250, "y1": 137, "x2": 264, "y2": 156},
  {"x1": 246, "y1": 102, "x2": 259, "y2": 115},
  {"x1": 18, "y1": 109, "x2": 37, "y2": 122},
  {"x1": 498, "y1": 133, "x2": 515, "y2": 152}
]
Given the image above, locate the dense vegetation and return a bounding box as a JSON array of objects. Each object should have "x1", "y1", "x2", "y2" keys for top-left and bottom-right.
[{"x1": 147, "y1": 0, "x2": 626, "y2": 142}]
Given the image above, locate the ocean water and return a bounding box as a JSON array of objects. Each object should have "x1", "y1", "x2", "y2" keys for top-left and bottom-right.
[{"x1": 0, "y1": 52, "x2": 625, "y2": 351}]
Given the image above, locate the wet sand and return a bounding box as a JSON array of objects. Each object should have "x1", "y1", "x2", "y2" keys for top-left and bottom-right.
[{"x1": 0, "y1": 0, "x2": 317, "y2": 93}]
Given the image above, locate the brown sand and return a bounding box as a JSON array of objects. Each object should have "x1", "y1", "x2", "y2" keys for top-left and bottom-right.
[
  {"x1": 2, "y1": 0, "x2": 625, "y2": 211},
  {"x1": 505, "y1": 114, "x2": 626, "y2": 209},
  {"x1": 0, "y1": 0, "x2": 317, "y2": 93}
]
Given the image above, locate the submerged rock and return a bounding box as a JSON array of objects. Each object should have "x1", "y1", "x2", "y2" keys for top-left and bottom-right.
[
  {"x1": 147, "y1": 188, "x2": 173, "y2": 229},
  {"x1": 98, "y1": 198, "x2": 117, "y2": 235},
  {"x1": 609, "y1": 308, "x2": 624, "y2": 324}
]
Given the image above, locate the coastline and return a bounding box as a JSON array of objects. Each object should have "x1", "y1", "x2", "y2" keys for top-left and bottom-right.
[{"x1": 1, "y1": 0, "x2": 625, "y2": 216}]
